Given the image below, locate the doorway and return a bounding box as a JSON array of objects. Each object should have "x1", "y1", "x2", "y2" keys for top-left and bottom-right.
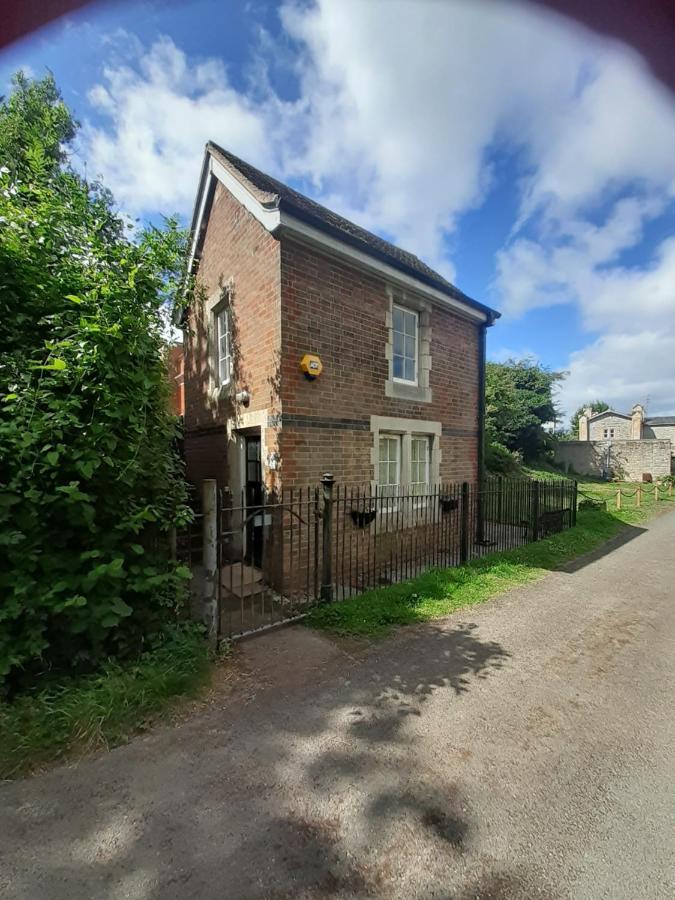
[{"x1": 244, "y1": 434, "x2": 263, "y2": 567}]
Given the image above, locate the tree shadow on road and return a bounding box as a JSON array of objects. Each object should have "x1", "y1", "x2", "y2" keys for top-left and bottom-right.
[{"x1": 0, "y1": 620, "x2": 523, "y2": 899}]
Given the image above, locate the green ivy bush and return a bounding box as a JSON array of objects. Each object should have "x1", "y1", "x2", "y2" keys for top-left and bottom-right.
[{"x1": 0, "y1": 74, "x2": 191, "y2": 692}]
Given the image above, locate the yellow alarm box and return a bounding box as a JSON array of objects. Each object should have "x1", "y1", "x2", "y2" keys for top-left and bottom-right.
[{"x1": 299, "y1": 353, "x2": 323, "y2": 379}]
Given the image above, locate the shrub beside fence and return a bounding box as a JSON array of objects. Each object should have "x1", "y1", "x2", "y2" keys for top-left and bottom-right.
[{"x1": 178, "y1": 475, "x2": 577, "y2": 640}]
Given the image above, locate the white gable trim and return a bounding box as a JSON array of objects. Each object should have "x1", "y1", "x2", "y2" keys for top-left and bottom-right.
[
  {"x1": 189, "y1": 149, "x2": 488, "y2": 323},
  {"x1": 187, "y1": 154, "x2": 281, "y2": 274}
]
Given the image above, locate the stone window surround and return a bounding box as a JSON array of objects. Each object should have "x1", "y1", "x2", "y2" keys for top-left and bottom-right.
[
  {"x1": 370, "y1": 414, "x2": 442, "y2": 492},
  {"x1": 384, "y1": 287, "x2": 432, "y2": 404},
  {"x1": 207, "y1": 281, "x2": 234, "y2": 403}
]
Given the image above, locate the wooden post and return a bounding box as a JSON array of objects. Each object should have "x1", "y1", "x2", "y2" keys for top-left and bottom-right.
[
  {"x1": 655, "y1": 484, "x2": 659, "y2": 502},
  {"x1": 202, "y1": 479, "x2": 219, "y2": 647},
  {"x1": 615, "y1": 488, "x2": 621, "y2": 510},
  {"x1": 636, "y1": 486, "x2": 641, "y2": 508},
  {"x1": 320, "y1": 473, "x2": 335, "y2": 603}
]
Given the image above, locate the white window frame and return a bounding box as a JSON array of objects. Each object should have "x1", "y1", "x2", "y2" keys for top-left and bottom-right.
[
  {"x1": 410, "y1": 434, "x2": 431, "y2": 498},
  {"x1": 215, "y1": 306, "x2": 231, "y2": 389},
  {"x1": 392, "y1": 304, "x2": 418, "y2": 386},
  {"x1": 603, "y1": 427, "x2": 615, "y2": 439},
  {"x1": 378, "y1": 433, "x2": 401, "y2": 508},
  {"x1": 371, "y1": 418, "x2": 441, "y2": 519}
]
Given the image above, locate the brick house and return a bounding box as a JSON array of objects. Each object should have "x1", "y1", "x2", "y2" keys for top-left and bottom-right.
[{"x1": 181, "y1": 142, "x2": 500, "y2": 510}]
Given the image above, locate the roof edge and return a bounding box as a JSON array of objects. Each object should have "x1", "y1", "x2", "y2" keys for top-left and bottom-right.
[{"x1": 189, "y1": 142, "x2": 501, "y2": 324}]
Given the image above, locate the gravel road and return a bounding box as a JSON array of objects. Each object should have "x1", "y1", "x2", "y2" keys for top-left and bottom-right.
[{"x1": 1, "y1": 512, "x2": 674, "y2": 899}]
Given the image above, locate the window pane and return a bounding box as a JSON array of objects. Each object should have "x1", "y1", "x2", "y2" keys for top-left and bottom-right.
[
  {"x1": 404, "y1": 335, "x2": 416, "y2": 359},
  {"x1": 393, "y1": 355, "x2": 404, "y2": 379},
  {"x1": 404, "y1": 358, "x2": 415, "y2": 381},
  {"x1": 404, "y1": 311, "x2": 416, "y2": 336},
  {"x1": 393, "y1": 331, "x2": 404, "y2": 356},
  {"x1": 393, "y1": 307, "x2": 404, "y2": 333}
]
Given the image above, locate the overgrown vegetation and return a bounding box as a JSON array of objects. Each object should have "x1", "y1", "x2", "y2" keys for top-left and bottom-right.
[
  {"x1": 0, "y1": 624, "x2": 211, "y2": 779},
  {"x1": 485, "y1": 358, "x2": 564, "y2": 468},
  {"x1": 306, "y1": 491, "x2": 674, "y2": 637},
  {"x1": 0, "y1": 73, "x2": 193, "y2": 692}
]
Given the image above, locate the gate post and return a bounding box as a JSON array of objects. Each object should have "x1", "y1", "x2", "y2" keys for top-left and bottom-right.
[
  {"x1": 320, "y1": 473, "x2": 335, "y2": 603},
  {"x1": 202, "y1": 479, "x2": 219, "y2": 647},
  {"x1": 572, "y1": 480, "x2": 578, "y2": 526},
  {"x1": 460, "y1": 481, "x2": 470, "y2": 564}
]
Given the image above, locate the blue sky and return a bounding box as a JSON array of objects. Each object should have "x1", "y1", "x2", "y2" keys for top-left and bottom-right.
[{"x1": 2, "y1": 0, "x2": 675, "y2": 422}]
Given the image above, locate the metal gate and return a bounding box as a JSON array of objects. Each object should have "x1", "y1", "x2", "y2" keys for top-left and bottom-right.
[{"x1": 178, "y1": 475, "x2": 577, "y2": 641}]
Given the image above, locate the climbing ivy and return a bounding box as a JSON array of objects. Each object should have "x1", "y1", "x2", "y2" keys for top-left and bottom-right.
[{"x1": 0, "y1": 73, "x2": 191, "y2": 691}]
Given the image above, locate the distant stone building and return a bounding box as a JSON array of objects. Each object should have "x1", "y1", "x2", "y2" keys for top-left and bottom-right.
[{"x1": 555, "y1": 404, "x2": 674, "y2": 481}]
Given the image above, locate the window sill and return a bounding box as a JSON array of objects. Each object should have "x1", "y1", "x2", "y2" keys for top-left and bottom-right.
[{"x1": 385, "y1": 379, "x2": 432, "y2": 404}]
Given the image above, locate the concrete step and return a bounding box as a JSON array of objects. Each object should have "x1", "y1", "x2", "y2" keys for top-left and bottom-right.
[{"x1": 220, "y1": 564, "x2": 264, "y2": 597}]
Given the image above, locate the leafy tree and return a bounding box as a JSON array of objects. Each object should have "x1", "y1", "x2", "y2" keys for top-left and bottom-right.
[
  {"x1": 485, "y1": 359, "x2": 564, "y2": 463},
  {"x1": 0, "y1": 73, "x2": 191, "y2": 691},
  {"x1": 568, "y1": 400, "x2": 610, "y2": 438}
]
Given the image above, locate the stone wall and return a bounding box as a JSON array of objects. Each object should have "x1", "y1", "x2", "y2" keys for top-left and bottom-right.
[
  {"x1": 644, "y1": 423, "x2": 675, "y2": 447},
  {"x1": 555, "y1": 440, "x2": 672, "y2": 481}
]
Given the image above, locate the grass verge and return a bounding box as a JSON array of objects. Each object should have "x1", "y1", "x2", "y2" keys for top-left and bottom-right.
[
  {"x1": 305, "y1": 502, "x2": 670, "y2": 638},
  {"x1": 0, "y1": 624, "x2": 212, "y2": 780}
]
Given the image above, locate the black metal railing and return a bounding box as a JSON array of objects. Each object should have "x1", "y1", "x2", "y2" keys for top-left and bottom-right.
[{"x1": 178, "y1": 476, "x2": 577, "y2": 639}]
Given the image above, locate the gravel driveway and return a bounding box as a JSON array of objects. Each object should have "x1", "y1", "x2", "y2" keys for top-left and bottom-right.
[{"x1": 1, "y1": 512, "x2": 674, "y2": 899}]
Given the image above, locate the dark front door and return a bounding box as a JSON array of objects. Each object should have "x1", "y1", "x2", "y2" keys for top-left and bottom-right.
[{"x1": 244, "y1": 435, "x2": 263, "y2": 567}]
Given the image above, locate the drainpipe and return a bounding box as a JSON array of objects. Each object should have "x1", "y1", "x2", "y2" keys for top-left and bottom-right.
[{"x1": 476, "y1": 314, "x2": 495, "y2": 543}]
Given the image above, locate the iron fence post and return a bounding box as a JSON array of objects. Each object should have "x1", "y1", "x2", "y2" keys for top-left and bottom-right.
[
  {"x1": 320, "y1": 473, "x2": 335, "y2": 602},
  {"x1": 202, "y1": 479, "x2": 219, "y2": 647},
  {"x1": 460, "y1": 481, "x2": 470, "y2": 563},
  {"x1": 531, "y1": 480, "x2": 540, "y2": 542}
]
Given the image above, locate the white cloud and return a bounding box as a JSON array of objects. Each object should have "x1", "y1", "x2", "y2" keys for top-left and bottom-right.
[
  {"x1": 277, "y1": 0, "x2": 592, "y2": 275},
  {"x1": 77, "y1": 2, "x2": 675, "y2": 422},
  {"x1": 562, "y1": 331, "x2": 675, "y2": 419},
  {"x1": 82, "y1": 34, "x2": 276, "y2": 215}
]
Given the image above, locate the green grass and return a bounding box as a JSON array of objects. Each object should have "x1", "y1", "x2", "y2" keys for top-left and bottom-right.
[
  {"x1": 523, "y1": 464, "x2": 674, "y2": 526},
  {"x1": 306, "y1": 495, "x2": 673, "y2": 638},
  {"x1": 0, "y1": 624, "x2": 213, "y2": 780}
]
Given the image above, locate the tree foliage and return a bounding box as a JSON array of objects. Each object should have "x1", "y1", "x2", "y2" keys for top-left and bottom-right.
[
  {"x1": 485, "y1": 359, "x2": 564, "y2": 463},
  {"x1": 0, "y1": 73, "x2": 190, "y2": 691}
]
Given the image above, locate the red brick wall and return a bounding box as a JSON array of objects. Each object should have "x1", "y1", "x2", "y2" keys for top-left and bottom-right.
[
  {"x1": 278, "y1": 238, "x2": 480, "y2": 487},
  {"x1": 167, "y1": 343, "x2": 184, "y2": 417},
  {"x1": 183, "y1": 182, "x2": 281, "y2": 491},
  {"x1": 184, "y1": 182, "x2": 481, "y2": 494}
]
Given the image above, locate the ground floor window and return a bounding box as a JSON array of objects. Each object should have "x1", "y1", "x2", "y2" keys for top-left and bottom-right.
[
  {"x1": 373, "y1": 417, "x2": 440, "y2": 501},
  {"x1": 410, "y1": 435, "x2": 431, "y2": 495},
  {"x1": 378, "y1": 434, "x2": 401, "y2": 497}
]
